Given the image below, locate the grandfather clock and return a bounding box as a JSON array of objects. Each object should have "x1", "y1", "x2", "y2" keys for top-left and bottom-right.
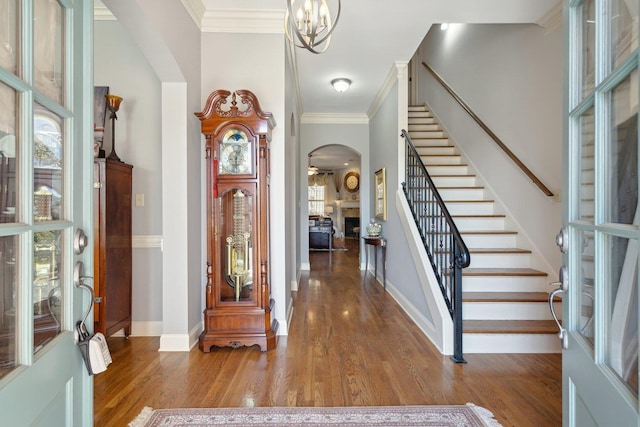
[{"x1": 195, "y1": 89, "x2": 277, "y2": 352}]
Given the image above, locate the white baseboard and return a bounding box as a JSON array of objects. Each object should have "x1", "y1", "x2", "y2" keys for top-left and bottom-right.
[{"x1": 108, "y1": 321, "x2": 163, "y2": 337}]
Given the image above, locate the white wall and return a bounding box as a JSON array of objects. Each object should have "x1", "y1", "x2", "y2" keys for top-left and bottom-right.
[
  {"x1": 417, "y1": 23, "x2": 563, "y2": 273},
  {"x1": 200, "y1": 32, "x2": 289, "y2": 333}
]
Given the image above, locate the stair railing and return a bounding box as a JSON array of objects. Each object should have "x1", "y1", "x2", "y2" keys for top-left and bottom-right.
[
  {"x1": 401, "y1": 129, "x2": 470, "y2": 363},
  {"x1": 421, "y1": 61, "x2": 554, "y2": 197}
]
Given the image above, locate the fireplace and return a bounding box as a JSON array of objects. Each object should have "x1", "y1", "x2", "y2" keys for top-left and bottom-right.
[{"x1": 344, "y1": 217, "x2": 360, "y2": 238}]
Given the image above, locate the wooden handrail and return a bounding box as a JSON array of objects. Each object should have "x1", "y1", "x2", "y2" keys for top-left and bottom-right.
[{"x1": 421, "y1": 62, "x2": 554, "y2": 197}]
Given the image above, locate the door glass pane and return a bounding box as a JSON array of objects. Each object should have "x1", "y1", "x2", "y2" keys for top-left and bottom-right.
[
  {"x1": 611, "y1": 0, "x2": 639, "y2": 69},
  {"x1": 582, "y1": 0, "x2": 596, "y2": 99},
  {"x1": 34, "y1": 0, "x2": 64, "y2": 104},
  {"x1": 33, "y1": 230, "x2": 61, "y2": 353},
  {"x1": 580, "y1": 107, "x2": 596, "y2": 222},
  {"x1": 0, "y1": 0, "x2": 19, "y2": 75},
  {"x1": 607, "y1": 73, "x2": 638, "y2": 225},
  {"x1": 0, "y1": 235, "x2": 18, "y2": 377},
  {"x1": 34, "y1": 104, "x2": 63, "y2": 222},
  {"x1": 607, "y1": 235, "x2": 639, "y2": 396},
  {"x1": 0, "y1": 82, "x2": 18, "y2": 224},
  {"x1": 579, "y1": 230, "x2": 595, "y2": 346}
]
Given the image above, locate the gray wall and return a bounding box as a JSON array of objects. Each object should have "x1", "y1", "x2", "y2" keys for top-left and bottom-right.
[
  {"x1": 95, "y1": 19, "x2": 164, "y2": 330},
  {"x1": 200, "y1": 31, "x2": 290, "y2": 332},
  {"x1": 368, "y1": 81, "x2": 433, "y2": 322},
  {"x1": 417, "y1": 23, "x2": 563, "y2": 273},
  {"x1": 299, "y1": 122, "x2": 371, "y2": 270}
]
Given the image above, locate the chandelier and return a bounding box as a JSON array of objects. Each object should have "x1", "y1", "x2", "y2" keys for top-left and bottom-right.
[{"x1": 285, "y1": 0, "x2": 341, "y2": 54}]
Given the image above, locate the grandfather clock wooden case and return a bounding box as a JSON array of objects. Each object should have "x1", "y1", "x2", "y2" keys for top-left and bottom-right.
[
  {"x1": 196, "y1": 89, "x2": 277, "y2": 352},
  {"x1": 93, "y1": 158, "x2": 133, "y2": 338}
]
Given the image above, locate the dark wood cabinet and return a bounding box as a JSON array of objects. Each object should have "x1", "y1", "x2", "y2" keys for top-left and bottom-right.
[{"x1": 93, "y1": 158, "x2": 133, "y2": 338}]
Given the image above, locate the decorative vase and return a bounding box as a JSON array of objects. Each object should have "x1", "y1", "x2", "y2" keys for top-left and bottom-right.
[{"x1": 366, "y1": 220, "x2": 381, "y2": 237}]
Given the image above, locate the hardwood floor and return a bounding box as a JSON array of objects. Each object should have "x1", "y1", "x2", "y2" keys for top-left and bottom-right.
[{"x1": 94, "y1": 238, "x2": 562, "y2": 426}]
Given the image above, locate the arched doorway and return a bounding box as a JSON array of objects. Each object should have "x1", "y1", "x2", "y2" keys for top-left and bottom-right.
[{"x1": 307, "y1": 145, "x2": 361, "y2": 257}]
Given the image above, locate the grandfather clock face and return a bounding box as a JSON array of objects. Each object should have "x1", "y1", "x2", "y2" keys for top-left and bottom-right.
[{"x1": 219, "y1": 129, "x2": 252, "y2": 175}]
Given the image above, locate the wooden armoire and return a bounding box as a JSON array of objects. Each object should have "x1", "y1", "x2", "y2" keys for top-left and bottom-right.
[
  {"x1": 93, "y1": 158, "x2": 133, "y2": 337},
  {"x1": 195, "y1": 89, "x2": 277, "y2": 352}
]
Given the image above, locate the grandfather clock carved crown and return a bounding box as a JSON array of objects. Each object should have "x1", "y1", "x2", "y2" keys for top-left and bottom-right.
[{"x1": 195, "y1": 89, "x2": 277, "y2": 352}]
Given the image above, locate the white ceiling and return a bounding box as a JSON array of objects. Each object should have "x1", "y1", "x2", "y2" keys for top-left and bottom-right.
[{"x1": 96, "y1": 0, "x2": 560, "y2": 168}]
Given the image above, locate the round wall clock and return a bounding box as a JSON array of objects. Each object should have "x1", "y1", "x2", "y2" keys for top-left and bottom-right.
[{"x1": 344, "y1": 171, "x2": 360, "y2": 193}]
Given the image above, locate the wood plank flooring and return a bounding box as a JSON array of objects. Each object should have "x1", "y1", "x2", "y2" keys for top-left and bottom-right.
[{"x1": 94, "y1": 238, "x2": 561, "y2": 427}]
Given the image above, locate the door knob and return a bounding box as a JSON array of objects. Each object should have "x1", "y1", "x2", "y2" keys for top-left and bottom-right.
[
  {"x1": 74, "y1": 228, "x2": 89, "y2": 254},
  {"x1": 555, "y1": 227, "x2": 568, "y2": 253}
]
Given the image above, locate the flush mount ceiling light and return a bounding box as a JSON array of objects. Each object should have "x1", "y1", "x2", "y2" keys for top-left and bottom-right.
[
  {"x1": 331, "y1": 78, "x2": 351, "y2": 93},
  {"x1": 285, "y1": 0, "x2": 341, "y2": 54}
]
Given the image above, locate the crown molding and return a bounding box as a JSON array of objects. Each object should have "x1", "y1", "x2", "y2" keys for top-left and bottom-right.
[
  {"x1": 94, "y1": 0, "x2": 115, "y2": 20},
  {"x1": 181, "y1": 0, "x2": 285, "y2": 34},
  {"x1": 537, "y1": 1, "x2": 562, "y2": 35},
  {"x1": 301, "y1": 113, "x2": 369, "y2": 125},
  {"x1": 367, "y1": 61, "x2": 408, "y2": 119}
]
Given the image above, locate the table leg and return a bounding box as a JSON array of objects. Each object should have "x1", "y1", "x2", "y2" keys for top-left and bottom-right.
[
  {"x1": 382, "y1": 246, "x2": 386, "y2": 291},
  {"x1": 374, "y1": 248, "x2": 377, "y2": 279}
]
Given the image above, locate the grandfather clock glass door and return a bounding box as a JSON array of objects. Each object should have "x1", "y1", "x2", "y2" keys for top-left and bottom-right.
[{"x1": 219, "y1": 187, "x2": 255, "y2": 304}]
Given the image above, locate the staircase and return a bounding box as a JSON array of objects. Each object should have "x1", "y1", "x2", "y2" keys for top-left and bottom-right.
[{"x1": 407, "y1": 105, "x2": 560, "y2": 353}]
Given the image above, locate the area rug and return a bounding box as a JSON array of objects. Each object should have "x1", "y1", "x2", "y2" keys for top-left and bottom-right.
[{"x1": 128, "y1": 403, "x2": 502, "y2": 427}]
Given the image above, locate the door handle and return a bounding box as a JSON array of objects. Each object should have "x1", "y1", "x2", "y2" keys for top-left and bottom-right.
[
  {"x1": 548, "y1": 265, "x2": 568, "y2": 350},
  {"x1": 548, "y1": 287, "x2": 567, "y2": 349}
]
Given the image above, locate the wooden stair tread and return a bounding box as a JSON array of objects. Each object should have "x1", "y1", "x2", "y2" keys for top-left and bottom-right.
[
  {"x1": 468, "y1": 247, "x2": 531, "y2": 254},
  {"x1": 459, "y1": 230, "x2": 517, "y2": 235},
  {"x1": 462, "y1": 268, "x2": 548, "y2": 277},
  {"x1": 452, "y1": 214, "x2": 505, "y2": 218},
  {"x1": 430, "y1": 174, "x2": 476, "y2": 177},
  {"x1": 436, "y1": 247, "x2": 530, "y2": 254},
  {"x1": 463, "y1": 292, "x2": 549, "y2": 302},
  {"x1": 413, "y1": 199, "x2": 494, "y2": 203},
  {"x1": 464, "y1": 320, "x2": 558, "y2": 334}
]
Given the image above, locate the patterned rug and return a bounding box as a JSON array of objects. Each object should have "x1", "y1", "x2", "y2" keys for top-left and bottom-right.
[{"x1": 128, "y1": 404, "x2": 503, "y2": 427}]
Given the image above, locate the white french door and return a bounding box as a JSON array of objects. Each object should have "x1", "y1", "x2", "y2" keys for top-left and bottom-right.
[
  {"x1": 562, "y1": 0, "x2": 640, "y2": 425},
  {"x1": 0, "y1": 0, "x2": 94, "y2": 425}
]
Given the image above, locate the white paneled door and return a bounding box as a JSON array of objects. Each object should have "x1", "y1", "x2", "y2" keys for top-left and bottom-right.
[
  {"x1": 0, "y1": 1, "x2": 94, "y2": 425},
  {"x1": 561, "y1": 0, "x2": 640, "y2": 425}
]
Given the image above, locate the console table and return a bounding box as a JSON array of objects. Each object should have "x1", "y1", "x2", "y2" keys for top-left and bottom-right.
[{"x1": 362, "y1": 236, "x2": 386, "y2": 291}]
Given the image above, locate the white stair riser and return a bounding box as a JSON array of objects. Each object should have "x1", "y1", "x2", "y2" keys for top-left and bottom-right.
[
  {"x1": 408, "y1": 124, "x2": 441, "y2": 131},
  {"x1": 463, "y1": 302, "x2": 561, "y2": 320},
  {"x1": 463, "y1": 333, "x2": 562, "y2": 353},
  {"x1": 467, "y1": 252, "x2": 529, "y2": 268},
  {"x1": 424, "y1": 164, "x2": 468, "y2": 175},
  {"x1": 409, "y1": 129, "x2": 447, "y2": 138},
  {"x1": 414, "y1": 146, "x2": 456, "y2": 156},
  {"x1": 438, "y1": 188, "x2": 485, "y2": 200},
  {"x1": 431, "y1": 176, "x2": 477, "y2": 187},
  {"x1": 413, "y1": 138, "x2": 450, "y2": 147},
  {"x1": 455, "y1": 217, "x2": 505, "y2": 230},
  {"x1": 420, "y1": 155, "x2": 462, "y2": 165},
  {"x1": 409, "y1": 117, "x2": 437, "y2": 124},
  {"x1": 459, "y1": 232, "x2": 515, "y2": 247},
  {"x1": 410, "y1": 130, "x2": 446, "y2": 138},
  {"x1": 462, "y1": 276, "x2": 551, "y2": 292},
  {"x1": 426, "y1": 202, "x2": 493, "y2": 216}
]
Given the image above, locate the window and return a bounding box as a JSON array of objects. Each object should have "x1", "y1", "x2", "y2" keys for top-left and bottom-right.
[{"x1": 308, "y1": 185, "x2": 325, "y2": 216}]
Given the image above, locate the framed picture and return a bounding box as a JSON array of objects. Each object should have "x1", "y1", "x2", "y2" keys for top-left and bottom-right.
[
  {"x1": 374, "y1": 168, "x2": 386, "y2": 221},
  {"x1": 93, "y1": 86, "x2": 109, "y2": 156}
]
